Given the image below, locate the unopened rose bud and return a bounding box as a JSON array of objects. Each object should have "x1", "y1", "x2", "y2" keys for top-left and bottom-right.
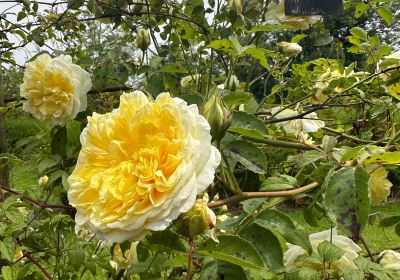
[
  {"x1": 110, "y1": 242, "x2": 139, "y2": 270},
  {"x1": 224, "y1": 74, "x2": 239, "y2": 91},
  {"x1": 137, "y1": 28, "x2": 151, "y2": 52},
  {"x1": 180, "y1": 74, "x2": 201, "y2": 88},
  {"x1": 213, "y1": 193, "x2": 220, "y2": 201},
  {"x1": 38, "y1": 175, "x2": 49, "y2": 188},
  {"x1": 174, "y1": 199, "x2": 217, "y2": 241},
  {"x1": 277, "y1": 42, "x2": 302, "y2": 57},
  {"x1": 202, "y1": 94, "x2": 232, "y2": 142}
]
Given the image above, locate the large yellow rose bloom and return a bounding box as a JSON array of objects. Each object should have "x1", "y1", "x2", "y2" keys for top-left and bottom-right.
[
  {"x1": 20, "y1": 54, "x2": 91, "y2": 125},
  {"x1": 67, "y1": 91, "x2": 221, "y2": 242}
]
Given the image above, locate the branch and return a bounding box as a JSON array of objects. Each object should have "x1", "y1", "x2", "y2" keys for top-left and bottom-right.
[
  {"x1": 207, "y1": 182, "x2": 319, "y2": 208},
  {"x1": 232, "y1": 133, "x2": 318, "y2": 150},
  {"x1": 23, "y1": 251, "x2": 54, "y2": 280},
  {"x1": 0, "y1": 185, "x2": 74, "y2": 210},
  {"x1": 4, "y1": 86, "x2": 132, "y2": 103}
]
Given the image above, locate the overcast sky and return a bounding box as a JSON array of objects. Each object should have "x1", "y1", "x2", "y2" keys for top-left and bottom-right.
[{"x1": 1, "y1": 0, "x2": 67, "y2": 66}]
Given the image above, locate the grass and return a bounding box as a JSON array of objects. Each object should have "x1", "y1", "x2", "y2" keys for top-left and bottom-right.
[{"x1": 282, "y1": 203, "x2": 400, "y2": 254}]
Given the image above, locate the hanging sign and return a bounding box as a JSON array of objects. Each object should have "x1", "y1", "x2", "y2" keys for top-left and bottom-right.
[{"x1": 284, "y1": 0, "x2": 344, "y2": 16}]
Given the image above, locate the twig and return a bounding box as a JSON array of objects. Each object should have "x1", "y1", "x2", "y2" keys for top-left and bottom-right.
[
  {"x1": 186, "y1": 239, "x2": 196, "y2": 280},
  {"x1": 0, "y1": 185, "x2": 74, "y2": 210},
  {"x1": 23, "y1": 250, "x2": 54, "y2": 280},
  {"x1": 231, "y1": 133, "x2": 318, "y2": 151},
  {"x1": 207, "y1": 182, "x2": 319, "y2": 208},
  {"x1": 360, "y1": 236, "x2": 374, "y2": 262}
]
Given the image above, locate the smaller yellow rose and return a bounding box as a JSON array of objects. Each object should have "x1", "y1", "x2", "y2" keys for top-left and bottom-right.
[
  {"x1": 278, "y1": 42, "x2": 302, "y2": 57},
  {"x1": 284, "y1": 228, "x2": 361, "y2": 274},
  {"x1": 21, "y1": 54, "x2": 91, "y2": 125},
  {"x1": 379, "y1": 250, "x2": 400, "y2": 273},
  {"x1": 365, "y1": 164, "x2": 392, "y2": 206}
]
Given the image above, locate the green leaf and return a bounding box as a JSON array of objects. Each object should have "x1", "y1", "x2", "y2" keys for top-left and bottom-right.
[
  {"x1": 255, "y1": 209, "x2": 312, "y2": 254},
  {"x1": 200, "y1": 261, "x2": 247, "y2": 280},
  {"x1": 241, "y1": 198, "x2": 265, "y2": 214},
  {"x1": 240, "y1": 223, "x2": 284, "y2": 270},
  {"x1": 349, "y1": 27, "x2": 368, "y2": 41},
  {"x1": 250, "y1": 24, "x2": 280, "y2": 32},
  {"x1": 93, "y1": 67, "x2": 108, "y2": 89},
  {"x1": 395, "y1": 223, "x2": 400, "y2": 236},
  {"x1": 355, "y1": 2, "x2": 369, "y2": 18},
  {"x1": 223, "y1": 91, "x2": 252, "y2": 107},
  {"x1": 126, "y1": 254, "x2": 186, "y2": 275},
  {"x1": 260, "y1": 174, "x2": 297, "y2": 191},
  {"x1": 317, "y1": 240, "x2": 345, "y2": 263},
  {"x1": 197, "y1": 234, "x2": 265, "y2": 270},
  {"x1": 291, "y1": 34, "x2": 307, "y2": 43},
  {"x1": 362, "y1": 151, "x2": 400, "y2": 165},
  {"x1": 243, "y1": 47, "x2": 269, "y2": 69},
  {"x1": 51, "y1": 126, "x2": 67, "y2": 157},
  {"x1": 2, "y1": 266, "x2": 17, "y2": 280},
  {"x1": 337, "y1": 264, "x2": 365, "y2": 280},
  {"x1": 5, "y1": 207, "x2": 25, "y2": 225},
  {"x1": 32, "y1": 34, "x2": 44, "y2": 46},
  {"x1": 376, "y1": 6, "x2": 393, "y2": 25},
  {"x1": 113, "y1": 63, "x2": 129, "y2": 83},
  {"x1": 69, "y1": 248, "x2": 85, "y2": 270},
  {"x1": 379, "y1": 215, "x2": 400, "y2": 227},
  {"x1": 38, "y1": 155, "x2": 62, "y2": 174},
  {"x1": 325, "y1": 166, "x2": 370, "y2": 240},
  {"x1": 228, "y1": 111, "x2": 268, "y2": 140},
  {"x1": 66, "y1": 120, "x2": 82, "y2": 159},
  {"x1": 288, "y1": 150, "x2": 325, "y2": 168},
  {"x1": 0, "y1": 240, "x2": 14, "y2": 261},
  {"x1": 17, "y1": 11, "x2": 26, "y2": 21},
  {"x1": 322, "y1": 135, "x2": 337, "y2": 153},
  {"x1": 224, "y1": 140, "x2": 267, "y2": 174},
  {"x1": 68, "y1": 0, "x2": 84, "y2": 9},
  {"x1": 285, "y1": 267, "x2": 320, "y2": 280},
  {"x1": 180, "y1": 94, "x2": 203, "y2": 106},
  {"x1": 159, "y1": 64, "x2": 188, "y2": 73},
  {"x1": 341, "y1": 146, "x2": 363, "y2": 162},
  {"x1": 146, "y1": 230, "x2": 187, "y2": 254},
  {"x1": 207, "y1": 39, "x2": 237, "y2": 55}
]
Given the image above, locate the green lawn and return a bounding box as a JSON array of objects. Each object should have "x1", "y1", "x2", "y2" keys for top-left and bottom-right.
[{"x1": 283, "y1": 203, "x2": 400, "y2": 254}]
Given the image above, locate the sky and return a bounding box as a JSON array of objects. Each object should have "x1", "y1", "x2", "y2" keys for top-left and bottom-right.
[{"x1": 1, "y1": 0, "x2": 67, "y2": 66}]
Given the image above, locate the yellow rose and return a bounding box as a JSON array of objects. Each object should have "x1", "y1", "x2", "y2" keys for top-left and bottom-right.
[
  {"x1": 264, "y1": 0, "x2": 321, "y2": 31},
  {"x1": 278, "y1": 42, "x2": 302, "y2": 57},
  {"x1": 271, "y1": 106, "x2": 325, "y2": 137},
  {"x1": 38, "y1": 175, "x2": 49, "y2": 188},
  {"x1": 378, "y1": 250, "x2": 400, "y2": 272},
  {"x1": 20, "y1": 54, "x2": 91, "y2": 125},
  {"x1": 68, "y1": 91, "x2": 221, "y2": 242},
  {"x1": 366, "y1": 164, "x2": 392, "y2": 206},
  {"x1": 284, "y1": 228, "x2": 361, "y2": 273}
]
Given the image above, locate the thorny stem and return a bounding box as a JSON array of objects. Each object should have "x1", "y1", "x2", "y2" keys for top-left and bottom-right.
[
  {"x1": 186, "y1": 239, "x2": 196, "y2": 280},
  {"x1": 0, "y1": 184, "x2": 74, "y2": 210},
  {"x1": 207, "y1": 182, "x2": 319, "y2": 208},
  {"x1": 361, "y1": 236, "x2": 374, "y2": 262},
  {"x1": 23, "y1": 250, "x2": 54, "y2": 280}
]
